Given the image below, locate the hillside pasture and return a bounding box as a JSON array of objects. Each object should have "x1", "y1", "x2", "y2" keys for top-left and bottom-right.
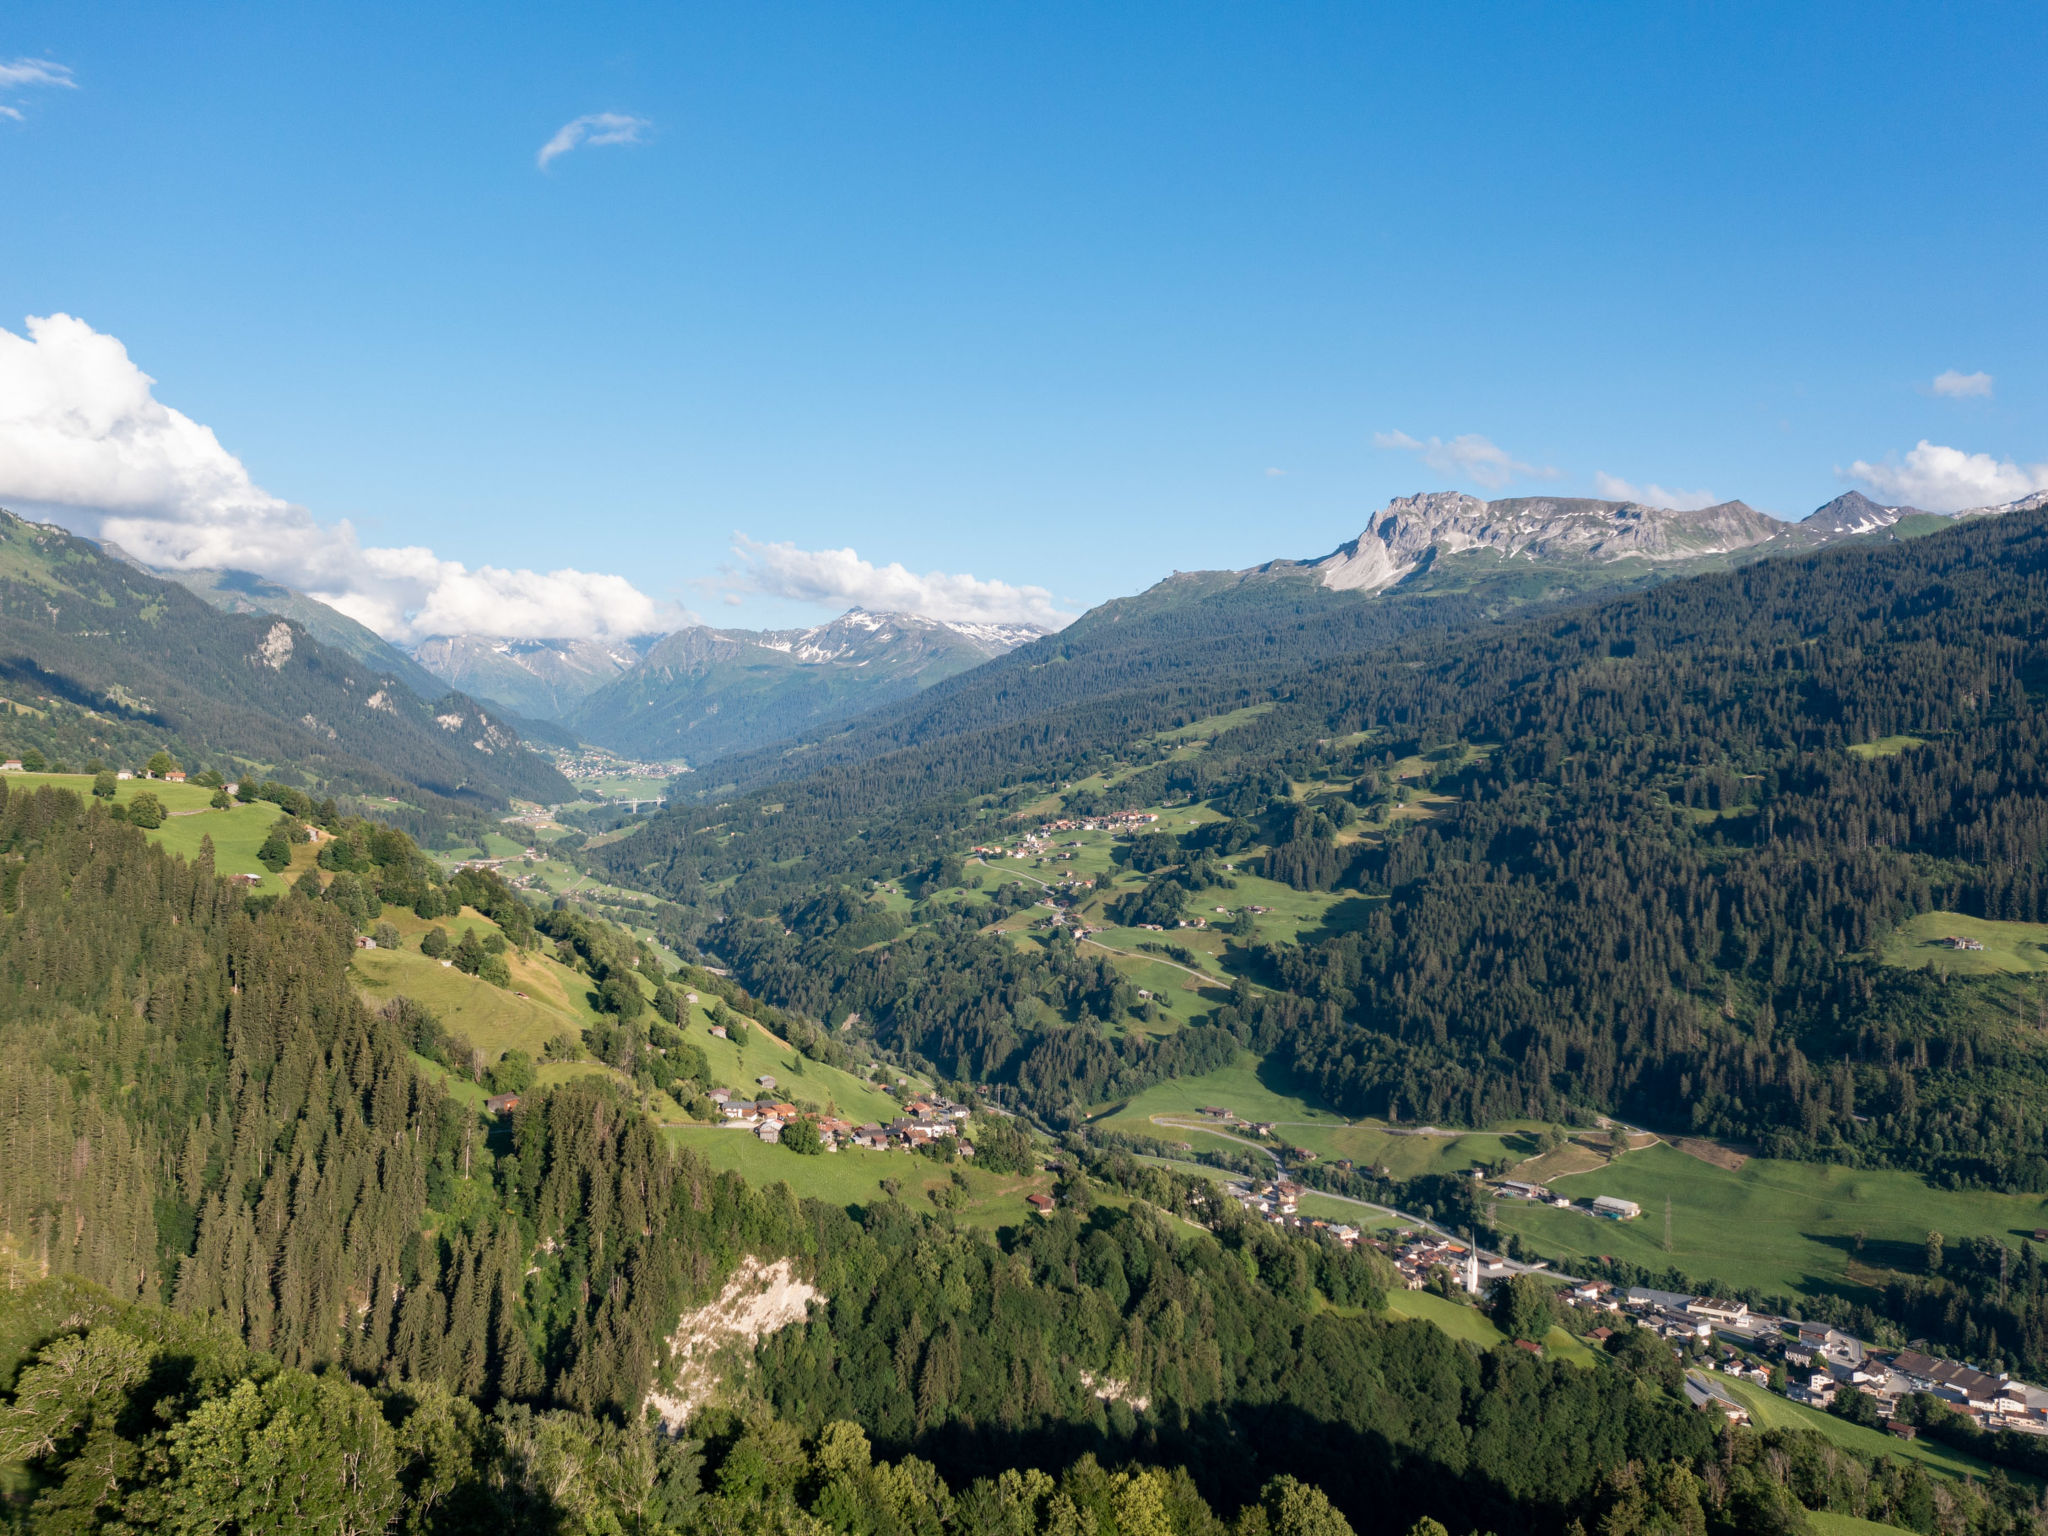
[
  {"x1": 1877, "y1": 910, "x2": 2048, "y2": 975},
  {"x1": 1493, "y1": 1141, "x2": 2048, "y2": 1303},
  {"x1": 667, "y1": 1126, "x2": 1053, "y2": 1229}
]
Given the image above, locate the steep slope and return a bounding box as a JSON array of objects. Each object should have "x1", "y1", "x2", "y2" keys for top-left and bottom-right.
[
  {"x1": 146, "y1": 563, "x2": 454, "y2": 700},
  {"x1": 410, "y1": 632, "x2": 657, "y2": 720},
  {"x1": 569, "y1": 609, "x2": 1043, "y2": 761},
  {"x1": 0, "y1": 509, "x2": 570, "y2": 810}
]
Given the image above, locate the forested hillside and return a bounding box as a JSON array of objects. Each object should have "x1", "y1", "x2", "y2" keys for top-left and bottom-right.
[
  {"x1": 0, "y1": 510, "x2": 569, "y2": 819},
  {"x1": 0, "y1": 775, "x2": 1929, "y2": 1536},
  {"x1": 595, "y1": 510, "x2": 2048, "y2": 1187}
]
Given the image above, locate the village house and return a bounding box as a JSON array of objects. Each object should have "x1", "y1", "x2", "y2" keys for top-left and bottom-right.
[{"x1": 484, "y1": 1092, "x2": 521, "y2": 1115}]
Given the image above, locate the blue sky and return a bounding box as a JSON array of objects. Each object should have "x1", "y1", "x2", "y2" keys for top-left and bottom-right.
[{"x1": 1, "y1": 2, "x2": 2043, "y2": 638}]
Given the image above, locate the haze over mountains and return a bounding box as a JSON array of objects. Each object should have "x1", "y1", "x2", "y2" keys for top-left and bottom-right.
[{"x1": 74, "y1": 486, "x2": 2048, "y2": 784}]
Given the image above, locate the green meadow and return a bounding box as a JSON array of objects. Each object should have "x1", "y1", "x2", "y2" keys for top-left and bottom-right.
[
  {"x1": 4, "y1": 771, "x2": 303, "y2": 884},
  {"x1": 667, "y1": 1125, "x2": 1053, "y2": 1230},
  {"x1": 1878, "y1": 910, "x2": 2048, "y2": 975},
  {"x1": 1716, "y1": 1376, "x2": 2016, "y2": 1484},
  {"x1": 1493, "y1": 1141, "x2": 2048, "y2": 1302}
]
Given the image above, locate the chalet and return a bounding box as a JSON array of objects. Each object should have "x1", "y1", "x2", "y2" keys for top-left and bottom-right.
[
  {"x1": 485, "y1": 1092, "x2": 521, "y2": 1115},
  {"x1": 115, "y1": 769, "x2": 134, "y2": 780},
  {"x1": 756, "y1": 1075, "x2": 777, "y2": 1090},
  {"x1": 232, "y1": 872, "x2": 263, "y2": 886},
  {"x1": 721, "y1": 1099, "x2": 759, "y2": 1120},
  {"x1": 757, "y1": 1119, "x2": 783, "y2": 1144},
  {"x1": 1511, "y1": 1338, "x2": 1544, "y2": 1358},
  {"x1": 163, "y1": 770, "x2": 187, "y2": 783},
  {"x1": 354, "y1": 935, "x2": 378, "y2": 948},
  {"x1": 0, "y1": 761, "x2": 19, "y2": 773},
  {"x1": 707, "y1": 1087, "x2": 732, "y2": 1104},
  {"x1": 1026, "y1": 1193, "x2": 1057, "y2": 1214},
  {"x1": 709, "y1": 1025, "x2": 728, "y2": 1039}
]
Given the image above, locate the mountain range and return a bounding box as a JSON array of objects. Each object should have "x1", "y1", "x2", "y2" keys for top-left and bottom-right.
[
  {"x1": 66, "y1": 486, "x2": 2048, "y2": 788},
  {"x1": 0, "y1": 509, "x2": 569, "y2": 819}
]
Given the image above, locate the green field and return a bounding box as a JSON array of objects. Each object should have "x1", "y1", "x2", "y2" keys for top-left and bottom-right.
[
  {"x1": 354, "y1": 906, "x2": 611, "y2": 1062},
  {"x1": 1096, "y1": 1053, "x2": 1582, "y2": 1182},
  {"x1": 1847, "y1": 736, "x2": 1928, "y2": 760},
  {"x1": 668, "y1": 1125, "x2": 1053, "y2": 1228},
  {"x1": 1494, "y1": 1141, "x2": 2048, "y2": 1303},
  {"x1": 1809, "y1": 1514, "x2": 1918, "y2": 1536},
  {"x1": 1716, "y1": 1376, "x2": 2016, "y2": 1484},
  {"x1": 1878, "y1": 910, "x2": 2048, "y2": 975},
  {"x1": 1383, "y1": 1287, "x2": 1504, "y2": 1347},
  {"x1": 685, "y1": 1006, "x2": 905, "y2": 1124},
  {"x1": 1095, "y1": 1051, "x2": 1348, "y2": 1133},
  {"x1": 4, "y1": 772, "x2": 309, "y2": 885}
]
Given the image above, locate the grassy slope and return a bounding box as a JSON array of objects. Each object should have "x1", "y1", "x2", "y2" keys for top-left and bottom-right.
[
  {"x1": 1878, "y1": 910, "x2": 2048, "y2": 975},
  {"x1": 1716, "y1": 1376, "x2": 2018, "y2": 1485},
  {"x1": 685, "y1": 1008, "x2": 904, "y2": 1124},
  {"x1": 1809, "y1": 1516, "x2": 1917, "y2": 1536},
  {"x1": 8, "y1": 772, "x2": 311, "y2": 885},
  {"x1": 668, "y1": 1126, "x2": 1053, "y2": 1229},
  {"x1": 1493, "y1": 1141, "x2": 2048, "y2": 1302}
]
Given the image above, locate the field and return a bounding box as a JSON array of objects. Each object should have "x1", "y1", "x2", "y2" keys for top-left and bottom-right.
[
  {"x1": 1379, "y1": 1289, "x2": 1596, "y2": 1365},
  {"x1": 1809, "y1": 1516, "x2": 1916, "y2": 1536},
  {"x1": 1493, "y1": 1141, "x2": 2048, "y2": 1303},
  {"x1": 668, "y1": 1125, "x2": 1053, "y2": 1229},
  {"x1": 1095, "y1": 1052, "x2": 1604, "y2": 1183},
  {"x1": 684, "y1": 1009, "x2": 905, "y2": 1124},
  {"x1": 4, "y1": 772, "x2": 309, "y2": 885},
  {"x1": 1847, "y1": 736, "x2": 1928, "y2": 760},
  {"x1": 1715, "y1": 1376, "x2": 2018, "y2": 1484},
  {"x1": 1877, "y1": 910, "x2": 2048, "y2": 975},
  {"x1": 353, "y1": 905, "x2": 611, "y2": 1062}
]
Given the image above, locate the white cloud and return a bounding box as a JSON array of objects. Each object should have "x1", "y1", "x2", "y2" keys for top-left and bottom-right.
[
  {"x1": 728, "y1": 536, "x2": 1073, "y2": 630},
  {"x1": 1592, "y1": 472, "x2": 1721, "y2": 511},
  {"x1": 0, "y1": 57, "x2": 74, "y2": 119},
  {"x1": 0, "y1": 312, "x2": 677, "y2": 643},
  {"x1": 1264, "y1": 467, "x2": 1287, "y2": 478},
  {"x1": 1372, "y1": 429, "x2": 1556, "y2": 490},
  {"x1": 1930, "y1": 369, "x2": 1994, "y2": 399},
  {"x1": 537, "y1": 112, "x2": 650, "y2": 169},
  {"x1": 1844, "y1": 439, "x2": 2048, "y2": 513}
]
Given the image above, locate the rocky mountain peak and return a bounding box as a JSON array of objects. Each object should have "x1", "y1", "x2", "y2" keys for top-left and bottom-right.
[{"x1": 1312, "y1": 492, "x2": 1782, "y2": 595}]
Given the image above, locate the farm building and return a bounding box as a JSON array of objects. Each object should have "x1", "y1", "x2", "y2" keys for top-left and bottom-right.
[{"x1": 1593, "y1": 1196, "x2": 1641, "y2": 1220}]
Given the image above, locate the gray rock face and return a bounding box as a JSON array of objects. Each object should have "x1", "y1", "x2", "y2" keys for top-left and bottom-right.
[
  {"x1": 1313, "y1": 492, "x2": 1781, "y2": 594},
  {"x1": 1800, "y1": 491, "x2": 1924, "y2": 535}
]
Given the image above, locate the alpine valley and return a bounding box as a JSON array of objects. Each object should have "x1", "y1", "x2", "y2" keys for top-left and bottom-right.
[{"x1": 9, "y1": 489, "x2": 2048, "y2": 1536}]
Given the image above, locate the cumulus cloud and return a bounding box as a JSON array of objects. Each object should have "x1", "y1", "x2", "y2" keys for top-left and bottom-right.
[
  {"x1": 1929, "y1": 369, "x2": 1994, "y2": 399},
  {"x1": 1844, "y1": 439, "x2": 2048, "y2": 513},
  {"x1": 728, "y1": 536, "x2": 1073, "y2": 630},
  {"x1": 0, "y1": 57, "x2": 74, "y2": 120},
  {"x1": 0, "y1": 312, "x2": 676, "y2": 643},
  {"x1": 537, "y1": 112, "x2": 650, "y2": 169},
  {"x1": 1592, "y1": 472, "x2": 1721, "y2": 511},
  {"x1": 1372, "y1": 430, "x2": 1556, "y2": 490}
]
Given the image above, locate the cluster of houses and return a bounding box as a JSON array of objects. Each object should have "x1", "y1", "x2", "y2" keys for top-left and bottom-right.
[
  {"x1": 707, "y1": 1082, "x2": 976, "y2": 1153},
  {"x1": 1942, "y1": 935, "x2": 1987, "y2": 951},
  {"x1": 1553, "y1": 1283, "x2": 2048, "y2": 1435},
  {"x1": 971, "y1": 812, "x2": 1163, "y2": 865},
  {"x1": 1221, "y1": 1177, "x2": 1364, "y2": 1248}
]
